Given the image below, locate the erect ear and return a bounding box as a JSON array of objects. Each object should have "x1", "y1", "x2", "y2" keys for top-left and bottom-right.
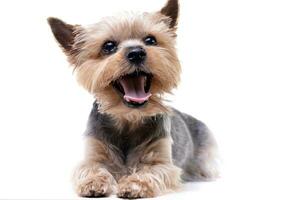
[
  {"x1": 160, "y1": 0, "x2": 179, "y2": 28},
  {"x1": 47, "y1": 17, "x2": 77, "y2": 52}
]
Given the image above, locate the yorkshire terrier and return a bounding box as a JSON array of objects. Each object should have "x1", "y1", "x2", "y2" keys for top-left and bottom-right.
[{"x1": 48, "y1": 0, "x2": 219, "y2": 198}]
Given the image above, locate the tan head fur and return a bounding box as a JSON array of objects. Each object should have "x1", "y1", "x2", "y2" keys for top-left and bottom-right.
[{"x1": 48, "y1": 0, "x2": 181, "y2": 125}]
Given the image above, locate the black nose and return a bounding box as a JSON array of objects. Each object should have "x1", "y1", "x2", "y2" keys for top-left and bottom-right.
[{"x1": 126, "y1": 46, "x2": 146, "y2": 65}]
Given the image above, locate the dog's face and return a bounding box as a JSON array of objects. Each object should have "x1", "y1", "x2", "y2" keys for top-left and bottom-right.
[{"x1": 48, "y1": 0, "x2": 180, "y2": 123}]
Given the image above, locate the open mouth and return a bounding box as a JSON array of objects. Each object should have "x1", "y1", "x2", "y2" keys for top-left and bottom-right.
[{"x1": 113, "y1": 71, "x2": 152, "y2": 108}]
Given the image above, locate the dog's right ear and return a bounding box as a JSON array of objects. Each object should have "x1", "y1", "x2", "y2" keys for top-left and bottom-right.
[{"x1": 47, "y1": 17, "x2": 77, "y2": 53}]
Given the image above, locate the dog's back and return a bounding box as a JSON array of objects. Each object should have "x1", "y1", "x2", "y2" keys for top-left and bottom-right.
[{"x1": 170, "y1": 108, "x2": 219, "y2": 181}]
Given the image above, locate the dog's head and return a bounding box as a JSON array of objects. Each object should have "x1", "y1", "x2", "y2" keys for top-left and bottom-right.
[{"x1": 48, "y1": 0, "x2": 181, "y2": 123}]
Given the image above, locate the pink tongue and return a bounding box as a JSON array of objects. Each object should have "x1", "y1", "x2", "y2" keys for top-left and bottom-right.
[{"x1": 119, "y1": 76, "x2": 151, "y2": 103}]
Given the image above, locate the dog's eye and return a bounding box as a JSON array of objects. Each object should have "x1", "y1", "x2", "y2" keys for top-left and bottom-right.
[
  {"x1": 102, "y1": 41, "x2": 118, "y2": 54},
  {"x1": 144, "y1": 35, "x2": 157, "y2": 46}
]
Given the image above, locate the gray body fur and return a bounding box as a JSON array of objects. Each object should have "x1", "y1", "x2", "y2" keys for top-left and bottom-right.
[{"x1": 86, "y1": 102, "x2": 217, "y2": 181}]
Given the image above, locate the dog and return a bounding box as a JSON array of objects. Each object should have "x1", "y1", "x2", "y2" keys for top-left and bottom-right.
[{"x1": 48, "y1": 0, "x2": 219, "y2": 198}]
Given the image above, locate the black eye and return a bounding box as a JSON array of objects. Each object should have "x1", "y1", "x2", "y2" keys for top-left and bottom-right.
[
  {"x1": 144, "y1": 35, "x2": 157, "y2": 46},
  {"x1": 102, "y1": 41, "x2": 117, "y2": 54}
]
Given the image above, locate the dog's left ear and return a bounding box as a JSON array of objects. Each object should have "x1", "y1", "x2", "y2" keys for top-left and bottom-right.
[{"x1": 160, "y1": 0, "x2": 179, "y2": 28}]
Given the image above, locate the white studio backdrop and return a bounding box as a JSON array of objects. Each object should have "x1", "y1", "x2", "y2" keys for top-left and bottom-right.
[{"x1": 0, "y1": 0, "x2": 299, "y2": 199}]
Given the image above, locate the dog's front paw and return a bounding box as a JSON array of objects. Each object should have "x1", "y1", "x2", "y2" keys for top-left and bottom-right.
[
  {"x1": 117, "y1": 176, "x2": 156, "y2": 199},
  {"x1": 75, "y1": 173, "x2": 115, "y2": 197}
]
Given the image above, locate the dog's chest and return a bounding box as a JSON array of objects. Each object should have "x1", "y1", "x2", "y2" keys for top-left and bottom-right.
[
  {"x1": 86, "y1": 103, "x2": 168, "y2": 163},
  {"x1": 104, "y1": 121, "x2": 165, "y2": 162}
]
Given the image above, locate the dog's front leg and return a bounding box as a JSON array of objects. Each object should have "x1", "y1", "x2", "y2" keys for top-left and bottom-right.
[
  {"x1": 72, "y1": 137, "x2": 117, "y2": 197},
  {"x1": 117, "y1": 137, "x2": 182, "y2": 198}
]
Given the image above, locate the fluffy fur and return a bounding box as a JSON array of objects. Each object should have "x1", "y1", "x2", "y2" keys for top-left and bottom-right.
[{"x1": 48, "y1": 0, "x2": 219, "y2": 198}]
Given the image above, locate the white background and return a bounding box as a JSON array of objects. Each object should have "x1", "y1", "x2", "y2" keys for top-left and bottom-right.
[{"x1": 0, "y1": 0, "x2": 299, "y2": 199}]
